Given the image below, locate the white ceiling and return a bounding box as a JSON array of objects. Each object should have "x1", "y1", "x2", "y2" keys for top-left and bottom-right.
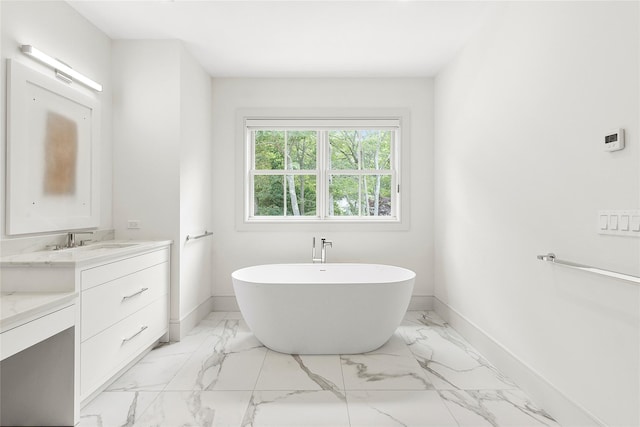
[{"x1": 68, "y1": 1, "x2": 498, "y2": 78}]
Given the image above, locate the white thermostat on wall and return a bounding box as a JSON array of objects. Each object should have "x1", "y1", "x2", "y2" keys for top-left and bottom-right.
[{"x1": 604, "y1": 128, "x2": 625, "y2": 152}]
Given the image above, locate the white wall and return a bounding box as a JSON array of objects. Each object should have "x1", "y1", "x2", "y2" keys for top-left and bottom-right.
[
  {"x1": 179, "y1": 48, "x2": 213, "y2": 324},
  {"x1": 112, "y1": 40, "x2": 182, "y2": 328},
  {"x1": 434, "y1": 2, "x2": 639, "y2": 426},
  {"x1": 0, "y1": 0, "x2": 112, "y2": 240},
  {"x1": 112, "y1": 40, "x2": 213, "y2": 339},
  {"x1": 211, "y1": 78, "x2": 434, "y2": 300}
]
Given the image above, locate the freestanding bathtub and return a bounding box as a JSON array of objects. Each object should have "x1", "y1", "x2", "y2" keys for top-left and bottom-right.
[{"x1": 231, "y1": 263, "x2": 415, "y2": 354}]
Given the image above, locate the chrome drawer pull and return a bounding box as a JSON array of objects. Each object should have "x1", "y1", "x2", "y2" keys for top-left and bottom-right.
[
  {"x1": 122, "y1": 325, "x2": 148, "y2": 343},
  {"x1": 122, "y1": 287, "x2": 149, "y2": 301}
]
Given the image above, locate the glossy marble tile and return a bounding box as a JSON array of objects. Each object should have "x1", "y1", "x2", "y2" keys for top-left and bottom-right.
[
  {"x1": 403, "y1": 310, "x2": 449, "y2": 328},
  {"x1": 186, "y1": 311, "x2": 228, "y2": 335},
  {"x1": 242, "y1": 390, "x2": 350, "y2": 427},
  {"x1": 107, "y1": 351, "x2": 191, "y2": 391},
  {"x1": 368, "y1": 333, "x2": 416, "y2": 358},
  {"x1": 224, "y1": 311, "x2": 245, "y2": 320},
  {"x1": 83, "y1": 311, "x2": 561, "y2": 427},
  {"x1": 79, "y1": 391, "x2": 159, "y2": 427},
  {"x1": 341, "y1": 351, "x2": 434, "y2": 391},
  {"x1": 399, "y1": 313, "x2": 516, "y2": 390},
  {"x1": 440, "y1": 389, "x2": 561, "y2": 427},
  {"x1": 166, "y1": 319, "x2": 267, "y2": 391},
  {"x1": 133, "y1": 391, "x2": 252, "y2": 427},
  {"x1": 147, "y1": 329, "x2": 213, "y2": 360},
  {"x1": 346, "y1": 390, "x2": 459, "y2": 427},
  {"x1": 255, "y1": 351, "x2": 344, "y2": 394}
]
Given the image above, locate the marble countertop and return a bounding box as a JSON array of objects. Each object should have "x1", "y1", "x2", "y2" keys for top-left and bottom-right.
[
  {"x1": 0, "y1": 240, "x2": 172, "y2": 268},
  {"x1": 0, "y1": 291, "x2": 78, "y2": 332}
]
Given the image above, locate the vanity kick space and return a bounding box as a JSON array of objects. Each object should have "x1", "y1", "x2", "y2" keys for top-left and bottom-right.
[
  {"x1": 0, "y1": 292, "x2": 77, "y2": 426},
  {"x1": 79, "y1": 311, "x2": 561, "y2": 427}
]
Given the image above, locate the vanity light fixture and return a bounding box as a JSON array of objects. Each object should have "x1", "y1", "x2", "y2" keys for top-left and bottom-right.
[{"x1": 20, "y1": 45, "x2": 103, "y2": 92}]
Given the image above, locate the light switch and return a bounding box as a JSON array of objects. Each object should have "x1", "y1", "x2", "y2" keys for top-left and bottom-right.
[
  {"x1": 620, "y1": 215, "x2": 630, "y2": 231},
  {"x1": 599, "y1": 215, "x2": 609, "y2": 230},
  {"x1": 598, "y1": 210, "x2": 640, "y2": 236}
]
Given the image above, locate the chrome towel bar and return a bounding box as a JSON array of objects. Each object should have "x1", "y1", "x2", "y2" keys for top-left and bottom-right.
[
  {"x1": 537, "y1": 253, "x2": 640, "y2": 285},
  {"x1": 186, "y1": 231, "x2": 213, "y2": 241}
]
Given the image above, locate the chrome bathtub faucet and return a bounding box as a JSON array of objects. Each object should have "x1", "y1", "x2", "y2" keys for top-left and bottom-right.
[{"x1": 311, "y1": 237, "x2": 333, "y2": 263}]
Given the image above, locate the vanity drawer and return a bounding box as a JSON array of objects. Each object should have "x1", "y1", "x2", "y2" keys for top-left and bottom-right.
[
  {"x1": 81, "y1": 248, "x2": 170, "y2": 291},
  {"x1": 80, "y1": 297, "x2": 167, "y2": 398},
  {"x1": 81, "y1": 262, "x2": 169, "y2": 341}
]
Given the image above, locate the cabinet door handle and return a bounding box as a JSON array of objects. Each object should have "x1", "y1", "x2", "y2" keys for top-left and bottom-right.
[
  {"x1": 122, "y1": 325, "x2": 148, "y2": 344},
  {"x1": 122, "y1": 287, "x2": 149, "y2": 301}
]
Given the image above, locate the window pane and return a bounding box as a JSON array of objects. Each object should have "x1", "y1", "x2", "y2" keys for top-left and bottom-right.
[
  {"x1": 247, "y1": 120, "x2": 400, "y2": 223},
  {"x1": 254, "y1": 175, "x2": 284, "y2": 216},
  {"x1": 285, "y1": 175, "x2": 317, "y2": 216},
  {"x1": 328, "y1": 175, "x2": 359, "y2": 216},
  {"x1": 363, "y1": 175, "x2": 392, "y2": 216},
  {"x1": 329, "y1": 130, "x2": 392, "y2": 171},
  {"x1": 255, "y1": 131, "x2": 284, "y2": 170},
  {"x1": 286, "y1": 131, "x2": 317, "y2": 170},
  {"x1": 329, "y1": 131, "x2": 360, "y2": 170},
  {"x1": 361, "y1": 130, "x2": 391, "y2": 170},
  {"x1": 329, "y1": 174, "x2": 392, "y2": 217}
]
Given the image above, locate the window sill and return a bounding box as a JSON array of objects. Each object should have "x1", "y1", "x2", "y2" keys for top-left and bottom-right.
[{"x1": 237, "y1": 217, "x2": 408, "y2": 232}]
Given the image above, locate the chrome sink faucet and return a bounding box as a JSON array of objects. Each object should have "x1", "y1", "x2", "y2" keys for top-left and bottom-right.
[
  {"x1": 311, "y1": 237, "x2": 333, "y2": 263},
  {"x1": 66, "y1": 231, "x2": 94, "y2": 248}
]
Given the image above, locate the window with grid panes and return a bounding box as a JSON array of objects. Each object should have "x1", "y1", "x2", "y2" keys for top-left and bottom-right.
[{"x1": 245, "y1": 118, "x2": 401, "y2": 222}]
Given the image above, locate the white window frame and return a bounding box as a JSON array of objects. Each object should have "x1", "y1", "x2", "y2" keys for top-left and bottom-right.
[
  {"x1": 244, "y1": 117, "x2": 402, "y2": 223},
  {"x1": 235, "y1": 107, "x2": 410, "y2": 235}
]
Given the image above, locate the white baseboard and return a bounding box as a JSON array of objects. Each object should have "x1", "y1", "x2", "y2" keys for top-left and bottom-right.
[
  {"x1": 433, "y1": 298, "x2": 605, "y2": 427},
  {"x1": 169, "y1": 296, "x2": 214, "y2": 341},
  {"x1": 212, "y1": 295, "x2": 240, "y2": 312},
  {"x1": 407, "y1": 295, "x2": 434, "y2": 311}
]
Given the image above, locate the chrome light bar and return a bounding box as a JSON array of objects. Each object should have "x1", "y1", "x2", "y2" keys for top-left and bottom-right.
[{"x1": 20, "y1": 45, "x2": 103, "y2": 92}]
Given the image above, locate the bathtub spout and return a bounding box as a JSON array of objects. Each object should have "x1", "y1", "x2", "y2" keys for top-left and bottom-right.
[
  {"x1": 311, "y1": 237, "x2": 332, "y2": 263},
  {"x1": 321, "y1": 238, "x2": 332, "y2": 263}
]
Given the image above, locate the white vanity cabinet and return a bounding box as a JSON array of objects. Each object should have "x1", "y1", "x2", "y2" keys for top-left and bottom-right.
[
  {"x1": 79, "y1": 247, "x2": 170, "y2": 400},
  {"x1": 0, "y1": 240, "x2": 172, "y2": 408}
]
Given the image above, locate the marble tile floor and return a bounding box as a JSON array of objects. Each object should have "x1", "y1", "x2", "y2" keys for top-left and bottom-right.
[{"x1": 80, "y1": 311, "x2": 561, "y2": 427}]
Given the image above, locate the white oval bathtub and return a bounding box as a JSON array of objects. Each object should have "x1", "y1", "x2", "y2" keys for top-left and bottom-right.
[{"x1": 231, "y1": 263, "x2": 415, "y2": 354}]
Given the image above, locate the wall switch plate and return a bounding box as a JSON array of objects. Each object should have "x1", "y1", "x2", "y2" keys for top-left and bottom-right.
[
  {"x1": 599, "y1": 215, "x2": 609, "y2": 230},
  {"x1": 604, "y1": 128, "x2": 625, "y2": 152},
  {"x1": 127, "y1": 220, "x2": 141, "y2": 229},
  {"x1": 620, "y1": 215, "x2": 630, "y2": 231},
  {"x1": 598, "y1": 210, "x2": 639, "y2": 237}
]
